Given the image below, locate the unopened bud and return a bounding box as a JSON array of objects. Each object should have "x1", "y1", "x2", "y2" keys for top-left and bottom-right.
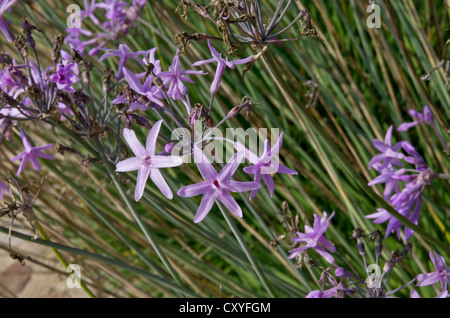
[
  {"x1": 165, "y1": 142, "x2": 175, "y2": 154},
  {"x1": 228, "y1": 106, "x2": 240, "y2": 118}
]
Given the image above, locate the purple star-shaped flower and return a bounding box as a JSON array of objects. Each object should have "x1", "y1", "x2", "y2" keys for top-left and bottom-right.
[
  {"x1": 11, "y1": 131, "x2": 55, "y2": 175},
  {"x1": 96, "y1": 0, "x2": 127, "y2": 20},
  {"x1": 116, "y1": 120, "x2": 183, "y2": 201},
  {"x1": 65, "y1": 27, "x2": 96, "y2": 54},
  {"x1": 288, "y1": 211, "x2": 336, "y2": 264},
  {"x1": 121, "y1": 67, "x2": 164, "y2": 107},
  {"x1": 98, "y1": 44, "x2": 149, "y2": 78},
  {"x1": 416, "y1": 250, "x2": 450, "y2": 292},
  {"x1": 81, "y1": 0, "x2": 100, "y2": 25},
  {"x1": 177, "y1": 146, "x2": 260, "y2": 223},
  {"x1": 49, "y1": 63, "x2": 79, "y2": 93},
  {"x1": 398, "y1": 106, "x2": 434, "y2": 131},
  {"x1": 0, "y1": 0, "x2": 16, "y2": 43},
  {"x1": 234, "y1": 132, "x2": 298, "y2": 200},
  {"x1": 192, "y1": 39, "x2": 253, "y2": 95},
  {"x1": 368, "y1": 125, "x2": 405, "y2": 170},
  {"x1": 158, "y1": 50, "x2": 206, "y2": 101}
]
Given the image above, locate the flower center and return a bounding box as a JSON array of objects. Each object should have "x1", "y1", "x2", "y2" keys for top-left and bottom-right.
[
  {"x1": 213, "y1": 180, "x2": 221, "y2": 189},
  {"x1": 143, "y1": 156, "x2": 152, "y2": 166}
]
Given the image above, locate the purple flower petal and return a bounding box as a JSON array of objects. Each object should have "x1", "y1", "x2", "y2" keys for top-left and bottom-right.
[
  {"x1": 116, "y1": 157, "x2": 142, "y2": 172},
  {"x1": 227, "y1": 180, "x2": 260, "y2": 193},
  {"x1": 135, "y1": 165, "x2": 150, "y2": 201},
  {"x1": 194, "y1": 191, "x2": 216, "y2": 223},
  {"x1": 416, "y1": 273, "x2": 442, "y2": 287},
  {"x1": 150, "y1": 168, "x2": 173, "y2": 199},
  {"x1": 193, "y1": 145, "x2": 217, "y2": 180},
  {"x1": 217, "y1": 151, "x2": 243, "y2": 182},
  {"x1": 123, "y1": 128, "x2": 147, "y2": 158},
  {"x1": 217, "y1": 191, "x2": 242, "y2": 218},
  {"x1": 178, "y1": 180, "x2": 212, "y2": 197},
  {"x1": 146, "y1": 119, "x2": 162, "y2": 156}
]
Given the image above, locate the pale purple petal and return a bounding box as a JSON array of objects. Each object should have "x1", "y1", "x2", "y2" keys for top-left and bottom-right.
[
  {"x1": 234, "y1": 142, "x2": 259, "y2": 164},
  {"x1": 151, "y1": 155, "x2": 183, "y2": 168},
  {"x1": 275, "y1": 163, "x2": 298, "y2": 175},
  {"x1": 146, "y1": 120, "x2": 162, "y2": 156},
  {"x1": 20, "y1": 131, "x2": 33, "y2": 152},
  {"x1": 29, "y1": 155, "x2": 41, "y2": 171},
  {"x1": 261, "y1": 173, "x2": 275, "y2": 197},
  {"x1": 217, "y1": 191, "x2": 242, "y2": 218},
  {"x1": 217, "y1": 151, "x2": 243, "y2": 183},
  {"x1": 116, "y1": 157, "x2": 142, "y2": 172},
  {"x1": 177, "y1": 181, "x2": 212, "y2": 197},
  {"x1": 410, "y1": 290, "x2": 420, "y2": 298},
  {"x1": 193, "y1": 145, "x2": 217, "y2": 180},
  {"x1": 135, "y1": 165, "x2": 151, "y2": 201},
  {"x1": 210, "y1": 62, "x2": 226, "y2": 95},
  {"x1": 268, "y1": 132, "x2": 283, "y2": 159},
  {"x1": 430, "y1": 251, "x2": 446, "y2": 272},
  {"x1": 10, "y1": 152, "x2": 25, "y2": 162},
  {"x1": 16, "y1": 155, "x2": 29, "y2": 175},
  {"x1": 207, "y1": 39, "x2": 222, "y2": 63},
  {"x1": 249, "y1": 170, "x2": 261, "y2": 201},
  {"x1": 397, "y1": 121, "x2": 418, "y2": 131},
  {"x1": 416, "y1": 273, "x2": 442, "y2": 287},
  {"x1": 123, "y1": 128, "x2": 147, "y2": 158},
  {"x1": 230, "y1": 55, "x2": 254, "y2": 66},
  {"x1": 150, "y1": 168, "x2": 173, "y2": 199},
  {"x1": 194, "y1": 191, "x2": 216, "y2": 223},
  {"x1": 227, "y1": 180, "x2": 260, "y2": 193},
  {"x1": 314, "y1": 245, "x2": 335, "y2": 264},
  {"x1": 192, "y1": 58, "x2": 216, "y2": 67}
]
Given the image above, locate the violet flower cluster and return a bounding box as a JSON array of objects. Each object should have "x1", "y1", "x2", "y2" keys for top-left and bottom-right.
[
  {"x1": 66, "y1": 0, "x2": 146, "y2": 56},
  {"x1": 366, "y1": 107, "x2": 443, "y2": 241},
  {"x1": 1, "y1": 0, "x2": 295, "y2": 225},
  {"x1": 117, "y1": 130, "x2": 298, "y2": 223},
  {"x1": 288, "y1": 211, "x2": 336, "y2": 264}
]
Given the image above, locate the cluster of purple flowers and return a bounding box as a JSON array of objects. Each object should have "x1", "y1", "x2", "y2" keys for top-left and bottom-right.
[
  {"x1": 288, "y1": 211, "x2": 336, "y2": 264},
  {"x1": 117, "y1": 127, "x2": 298, "y2": 223},
  {"x1": 66, "y1": 0, "x2": 146, "y2": 56},
  {"x1": 1, "y1": 0, "x2": 290, "y2": 226},
  {"x1": 366, "y1": 107, "x2": 438, "y2": 240},
  {"x1": 414, "y1": 250, "x2": 450, "y2": 296}
]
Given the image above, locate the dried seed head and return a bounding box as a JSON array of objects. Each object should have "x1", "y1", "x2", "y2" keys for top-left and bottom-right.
[
  {"x1": 0, "y1": 51, "x2": 12, "y2": 66},
  {"x1": 51, "y1": 35, "x2": 65, "y2": 63},
  {"x1": 21, "y1": 17, "x2": 39, "y2": 49},
  {"x1": 102, "y1": 68, "x2": 115, "y2": 93},
  {"x1": 14, "y1": 35, "x2": 28, "y2": 58},
  {"x1": 80, "y1": 60, "x2": 92, "y2": 85}
]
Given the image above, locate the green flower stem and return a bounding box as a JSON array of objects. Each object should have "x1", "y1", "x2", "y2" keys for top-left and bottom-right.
[
  {"x1": 35, "y1": 220, "x2": 96, "y2": 298},
  {"x1": 217, "y1": 201, "x2": 277, "y2": 298},
  {"x1": 260, "y1": 53, "x2": 450, "y2": 255},
  {"x1": 43, "y1": 161, "x2": 165, "y2": 277},
  {"x1": 98, "y1": 148, "x2": 187, "y2": 294},
  {"x1": 0, "y1": 225, "x2": 198, "y2": 297},
  {"x1": 45, "y1": 119, "x2": 188, "y2": 295}
]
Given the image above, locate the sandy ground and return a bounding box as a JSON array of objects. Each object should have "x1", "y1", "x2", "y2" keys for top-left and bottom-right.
[{"x1": 0, "y1": 231, "x2": 88, "y2": 298}]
